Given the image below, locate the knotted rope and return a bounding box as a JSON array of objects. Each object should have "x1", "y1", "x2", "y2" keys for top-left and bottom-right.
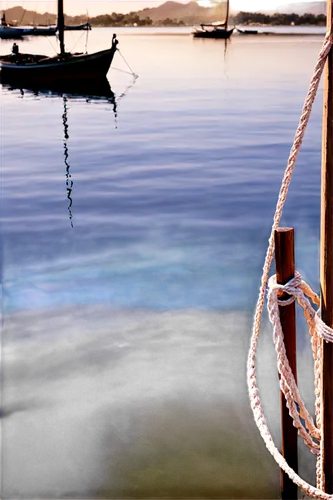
[
  {"x1": 268, "y1": 273, "x2": 321, "y2": 455},
  {"x1": 247, "y1": 27, "x2": 333, "y2": 500}
]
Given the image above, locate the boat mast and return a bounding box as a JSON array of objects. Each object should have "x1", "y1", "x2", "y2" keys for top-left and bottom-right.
[
  {"x1": 224, "y1": 0, "x2": 229, "y2": 29},
  {"x1": 58, "y1": 0, "x2": 65, "y2": 55},
  {"x1": 320, "y1": 0, "x2": 333, "y2": 493}
]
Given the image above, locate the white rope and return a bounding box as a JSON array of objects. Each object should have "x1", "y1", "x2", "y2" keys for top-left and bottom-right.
[
  {"x1": 247, "y1": 26, "x2": 333, "y2": 500},
  {"x1": 267, "y1": 271, "x2": 333, "y2": 492},
  {"x1": 268, "y1": 273, "x2": 321, "y2": 453}
]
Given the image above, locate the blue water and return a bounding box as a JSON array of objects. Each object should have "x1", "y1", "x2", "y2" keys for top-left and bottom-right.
[
  {"x1": 0, "y1": 28, "x2": 325, "y2": 498},
  {"x1": 1, "y1": 30, "x2": 324, "y2": 313}
]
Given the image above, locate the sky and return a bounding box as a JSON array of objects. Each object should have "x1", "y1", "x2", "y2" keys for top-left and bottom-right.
[{"x1": 0, "y1": 0, "x2": 316, "y2": 16}]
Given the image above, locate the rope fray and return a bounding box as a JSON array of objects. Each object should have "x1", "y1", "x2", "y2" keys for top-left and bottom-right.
[{"x1": 247, "y1": 18, "x2": 333, "y2": 500}]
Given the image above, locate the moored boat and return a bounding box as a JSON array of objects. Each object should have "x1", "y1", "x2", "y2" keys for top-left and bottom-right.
[
  {"x1": 0, "y1": 45, "x2": 118, "y2": 83},
  {"x1": 27, "y1": 22, "x2": 91, "y2": 36},
  {"x1": 0, "y1": 13, "x2": 32, "y2": 39},
  {"x1": 0, "y1": 1, "x2": 118, "y2": 83},
  {"x1": 236, "y1": 27, "x2": 258, "y2": 35},
  {"x1": 22, "y1": 22, "x2": 91, "y2": 37},
  {"x1": 0, "y1": 26, "x2": 27, "y2": 39},
  {"x1": 64, "y1": 22, "x2": 91, "y2": 31},
  {"x1": 192, "y1": 0, "x2": 233, "y2": 39},
  {"x1": 193, "y1": 24, "x2": 233, "y2": 38},
  {"x1": 29, "y1": 26, "x2": 58, "y2": 36}
]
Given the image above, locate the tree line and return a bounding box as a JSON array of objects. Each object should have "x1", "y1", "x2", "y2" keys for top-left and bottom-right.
[
  {"x1": 2, "y1": 7, "x2": 326, "y2": 27},
  {"x1": 89, "y1": 11, "x2": 327, "y2": 27}
]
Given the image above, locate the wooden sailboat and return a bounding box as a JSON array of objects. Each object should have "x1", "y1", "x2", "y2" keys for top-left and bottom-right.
[
  {"x1": 192, "y1": 0, "x2": 234, "y2": 39},
  {"x1": 0, "y1": 0, "x2": 118, "y2": 84}
]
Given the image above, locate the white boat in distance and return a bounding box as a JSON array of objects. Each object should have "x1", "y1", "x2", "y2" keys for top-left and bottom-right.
[{"x1": 0, "y1": 11, "x2": 91, "y2": 38}]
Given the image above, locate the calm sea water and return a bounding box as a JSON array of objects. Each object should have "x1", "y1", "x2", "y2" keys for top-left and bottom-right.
[
  {"x1": 1, "y1": 28, "x2": 325, "y2": 311},
  {"x1": 0, "y1": 27, "x2": 326, "y2": 498}
]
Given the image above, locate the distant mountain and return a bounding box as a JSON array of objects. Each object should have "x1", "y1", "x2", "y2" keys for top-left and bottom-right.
[
  {"x1": 2, "y1": 5, "x2": 88, "y2": 26},
  {"x1": 2, "y1": 1, "x2": 327, "y2": 27},
  {"x1": 137, "y1": 0, "x2": 326, "y2": 21},
  {"x1": 138, "y1": 1, "x2": 218, "y2": 21}
]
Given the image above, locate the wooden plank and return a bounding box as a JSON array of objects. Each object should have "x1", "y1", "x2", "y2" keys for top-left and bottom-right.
[
  {"x1": 320, "y1": 0, "x2": 333, "y2": 493},
  {"x1": 275, "y1": 227, "x2": 298, "y2": 500}
]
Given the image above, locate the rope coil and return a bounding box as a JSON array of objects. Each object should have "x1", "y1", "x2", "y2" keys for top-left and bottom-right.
[{"x1": 247, "y1": 27, "x2": 333, "y2": 500}]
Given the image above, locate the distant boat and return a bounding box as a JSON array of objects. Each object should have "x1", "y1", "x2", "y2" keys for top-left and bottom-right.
[
  {"x1": 192, "y1": 0, "x2": 234, "y2": 39},
  {"x1": 0, "y1": 10, "x2": 92, "y2": 38},
  {"x1": 235, "y1": 27, "x2": 322, "y2": 36},
  {"x1": 0, "y1": 0, "x2": 118, "y2": 84},
  {"x1": 0, "y1": 26, "x2": 27, "y2": 39},
  {"x1": 0, "y1": 13, "x2": 32, "y2": 38},
  {"x1": 64, "y1": 22, "x2": 91, "y2": 31},
  {"x1": 193, "y1": 24, "x2": 234, "y2": 38},
  {"x1": 236, "y1": 27, "x2": 258, "y2": 35},
  {"x1": 29, "y1": 26, "x2": 57, "y2": 36},
  {"x1": 28, "y1": 22, "x2": 91, "y2": 36}
]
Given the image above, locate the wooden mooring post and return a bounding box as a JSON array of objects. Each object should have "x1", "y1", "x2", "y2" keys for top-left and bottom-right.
[
  {"x1": 320, "y1": 0, "x2": 333, "y2": 493},
  {"x1": 275, "y1": 228, "x2": 298, "y2": 500}
]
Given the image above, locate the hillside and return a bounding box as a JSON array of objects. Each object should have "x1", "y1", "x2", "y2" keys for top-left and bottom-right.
[
  {"x1": 138, "y1": 1, "x2": 201, "y2": 23},
  {"x1": 1, "y1": 1, "x2": 327, "y2": 27},
  {"x1": 138, "y1": 0, "x2": 326, "y2": 21},
  {"x1": 2, "y1": 6, "x2": 88, "y2": 26}
]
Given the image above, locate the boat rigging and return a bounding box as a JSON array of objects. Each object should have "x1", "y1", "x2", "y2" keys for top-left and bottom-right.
[
  {"x1": 0, "y1": 0, "x2": 118, "y2": 84},
  {"x1": 192, "y1": 0, "x2": 234, "y2": 39}
]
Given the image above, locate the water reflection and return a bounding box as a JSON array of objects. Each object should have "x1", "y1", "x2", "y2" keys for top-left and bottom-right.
[
  {"x1": 2, "y1": 78, "x2": 117, "y2": 226},
  {"x1": 0, "y1": 75, "x2": 117, "y2": 102},
  {"x1": 223, "y1": 38, "x2": 230, "y2": 72},
  {"x1": 62, "y1": 97, "x2": 74, "y2": 227},
  {"x1": 1, "y1": 77, "x2": 119, "y2": 226}
]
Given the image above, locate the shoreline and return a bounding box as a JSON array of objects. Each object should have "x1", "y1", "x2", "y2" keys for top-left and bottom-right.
[{"x1": 59, "y1": 23, "x2": 327, "y2": 29}]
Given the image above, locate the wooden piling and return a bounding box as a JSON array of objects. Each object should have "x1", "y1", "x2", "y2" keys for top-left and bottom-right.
[
  {"x1": 275, "y1": 228, "x2": 298, "y2": 500},
  {"x1": 320, "y1": 0, "x2": 333, "y2": 493}
]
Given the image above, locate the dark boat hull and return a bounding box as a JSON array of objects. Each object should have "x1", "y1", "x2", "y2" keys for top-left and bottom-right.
[
  {"x1": 0, "y1": 32, "x2": 23, "y2": 39},
  {"x1": 192, "y1": 27, "x2": 234, "y2": 39},
  {"x1": 0, "y1": 46, "x2": 117, "y2": 83},
  {"x1": 29, "y1": 27, "x2": 57, "y2": 36},
  {"x1": 0, "y1": 26, "x2": 30, "y2": 39},
  {"x1": 64, "y1": 22, "x2": 91, "y2": 31},
  {"x1": 26, "y1": 23, "x2": 90, "y2": 36},
  {"x1": 236, "y1": 27, "x2": 258, "y2": 35}
]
